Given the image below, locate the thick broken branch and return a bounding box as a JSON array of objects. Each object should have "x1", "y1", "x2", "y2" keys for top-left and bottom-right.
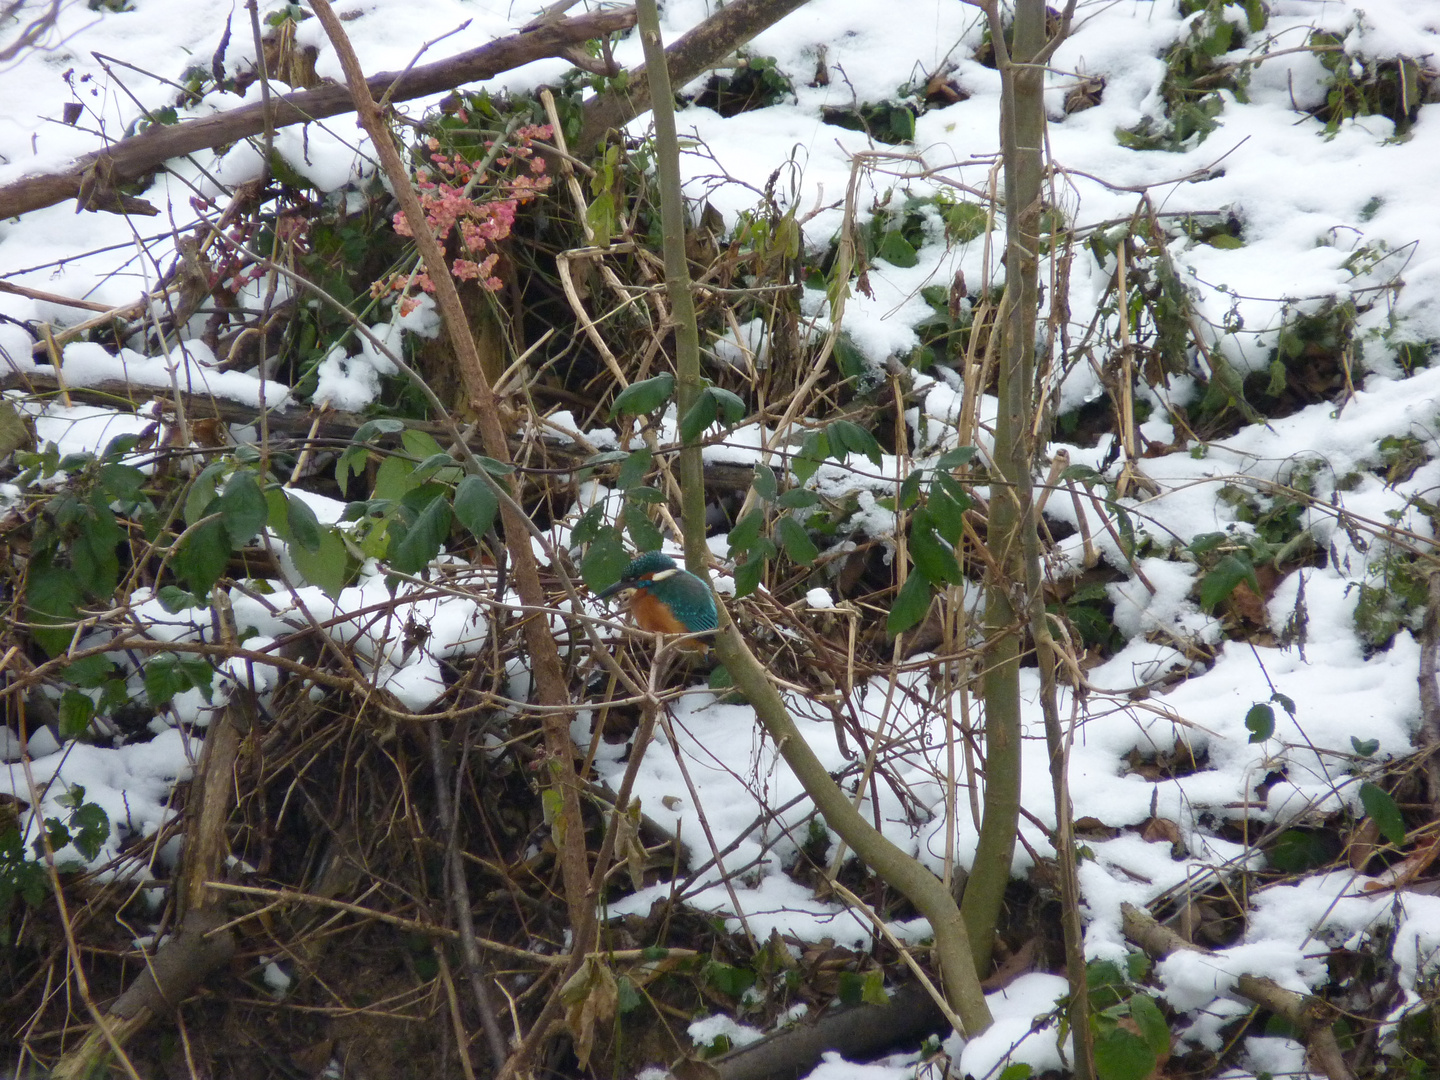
[
  {"x1": 0, "y1": 7, "x2": 636, "y2": 220},
  {"x1": 577, "y1": 0, "x2": 809, "y2": 149}
]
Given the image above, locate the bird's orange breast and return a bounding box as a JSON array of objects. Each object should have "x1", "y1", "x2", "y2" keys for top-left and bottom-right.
[
  {"x1": 630, "y1": 590, "x2": 710, "y2": 651},
  {"x1": 630, "y1": 589, "x2": 690, "y2": 635}
]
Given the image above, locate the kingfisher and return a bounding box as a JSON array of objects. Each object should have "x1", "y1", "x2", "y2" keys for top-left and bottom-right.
[{"x1": 596, "y1": 551, "x2": 718, "y2": 652}]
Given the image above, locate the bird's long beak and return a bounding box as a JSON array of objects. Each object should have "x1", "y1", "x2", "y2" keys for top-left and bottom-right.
[{"x1": 596, "y1": 578, "x2": 634, "y2": 601}]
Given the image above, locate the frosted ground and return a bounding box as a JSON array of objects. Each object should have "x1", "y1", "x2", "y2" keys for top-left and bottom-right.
[{"x1": 3, "y1": 0, "x2": 1440, "y2": 1077}]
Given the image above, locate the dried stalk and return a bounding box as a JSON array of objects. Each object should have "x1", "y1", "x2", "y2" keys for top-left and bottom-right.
[{"x1": 306, "y1": 3, "x2": 597, "y2": 1057}]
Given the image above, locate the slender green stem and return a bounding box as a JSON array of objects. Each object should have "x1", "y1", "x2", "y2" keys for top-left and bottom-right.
[
  {"x1": 634, "y1": 0, "x2": 707, "y2": 575},
  {"x1": 960, "y1": 0, "x2": 1046, "y2": 978},
  {"x1": 636, "y1": 0, "x2": 993, "y2": 1035},
  {"x1": 963, "y1": 0, "x2": 1092, "y2": 1072}
]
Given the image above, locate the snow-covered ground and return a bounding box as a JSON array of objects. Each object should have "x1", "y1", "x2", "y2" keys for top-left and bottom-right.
[{"x1": 4, "y1": 1, "x2": 1440, "y2": 1077}]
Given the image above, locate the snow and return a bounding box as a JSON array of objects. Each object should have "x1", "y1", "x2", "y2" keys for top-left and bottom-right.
[
  {"x1": 956, "y1": 973, "x2": 1072, "y2": 1078},
  {"x1": 5, "y1": 0, "x2": 1440, "y2": 1076}
]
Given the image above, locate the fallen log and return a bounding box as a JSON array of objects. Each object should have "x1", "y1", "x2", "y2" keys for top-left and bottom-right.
[
  {"x1": 672, "y1": 982, "x2": 947, "y2": 1080},
  {"x1": 0, "y1": 7, "x2": 637, "y2": 221},
  {"x1": 1122, "y1": 903, "x2": 1357, "y2": 1080}
]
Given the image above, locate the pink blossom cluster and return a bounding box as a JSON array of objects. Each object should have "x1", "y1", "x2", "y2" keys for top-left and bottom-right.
[{"x1": 383, "y1": 122, "x2": 553, "y2": 311}]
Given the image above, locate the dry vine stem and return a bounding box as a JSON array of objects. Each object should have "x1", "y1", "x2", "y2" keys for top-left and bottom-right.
[{"x1": 307, "y1": 0, "x2": 596, "y2": 1066}]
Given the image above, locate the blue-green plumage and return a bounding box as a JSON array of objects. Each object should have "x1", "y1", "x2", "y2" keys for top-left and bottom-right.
[{"x1": 597, "y1": 552, "x2": 718, "y2": 643}]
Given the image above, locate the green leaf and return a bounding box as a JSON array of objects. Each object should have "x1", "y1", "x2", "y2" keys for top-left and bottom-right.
[
  {"x1": 578, "y1": 450, "x2": 629, "y2": 480},
  {"x1": 611, "y1": 374, "x2": 675, "y2": 418},
  {"x1": 777, "y1": 488, "x2": 820, "y2": 510},
  {"x1": 1350, "y1": 736, "x2": 1379, "y2": 758},
  {"x1": 98, "y1": 462, "x2": 146, "y2": 505},
  {"x1": 617, "y1": 975, "x2": 642, "y2": 1015},
  {"x1": 177, "y1": 657, "x2": 215, "y2": 703},
  {"x1": 998, "y1": 1065, "x2": 1033, "y2": 1080},
  {"x1": 581, "y1": 529, "x2": 629, "y2": 593},
  {"x1": 352, "y1": 418, "x2": 406, "y2": 444},
  {"x1": 588, "y1": 189, "x2": 615, "y2": 248},
  {"x1": 624, "y1": 503, "x2": 663, "y2": 552},
  {"x1": 401, "y1": 428, "x2": 444, "y2": 462},
  {"x1": 413, "y1": 452, "x2": 458, "y2": 483},
  {"x1": 28, "y1": 561, "x2": 83, "y2": 656},
  {"x1": 887, "y1": 106, "x2": 916, "y2": 142},
  {"x1": 861, "y1": 969, "x2": 889, "y2": 1006},
  {"x1": 887, "y1": 571, "x2": 932, "y2": 636},
  {"x1": 144, "y1": 656, "x2": 189, "y2": 707},
  {"x1": 453, "y1": 476, "x2": 499, "y2": 540},
  {"x1": 58, "y1": 690, "x2": 94, "y2": 738},
  {"x1": 70, "y1": 505, "x2": 121, "y2": 597},
  {"x1": 910, "y1": 510, "x2": 962, "y2": 585},
  {"x1": 218, "y1": 472, "x2": 267, "y2": 548},
  {"x1": 1061, "y1": 463, "x2": 1101, "y2": 484},
  {"x1": 899, "y1": 470, "x2": 923, "y2": 511},
  {"x1": 792, "y1": 430, "x2": 831, "y2": 484},
  {"x1": 936, "y1": 446, "x2": 978, "y2": 470},
  {"x1": 709, "y1": 386, "x2": 747, "y2": 425},
  {"x1": 472, "y1": 455, "x2": 515, "y2": 476},
  {"x1": 68, "y1": 802, "x2": 109, "y2": 861},
  {"x1": 63, "y1": 655, "x2": 114, "y2": 688},
  {"x1": 827, "y1": 420, "x2": 883, "y2": 467},
  {"x1": 616, "y1": 448, "x2": 653, "y2": 490},
  {"x1": 1270, "y1": 829, "x2": 1336, "y2": 873},
  {"x1": 626, "y1": 486, "x2": 666, "y2": 505},
  {"x1": 1124, "y1": 951, "x2": 1150, "y2": 982},
  {"x1": 285, "y1": 494, "x2": 323, "y2": 553},
  {"x1": 289, "y1": 526, "x2": 349, "y2": 597},
  {"x1": 1359, "y1": 781, "x2": 1406, "y2": 846},
  {"x1": 389, "y1": 494, "x2": 453, "y2": 574},
  {"x1": 1245, "y1": 703, "x2": 1275, "y2": 743},
  {"x1": 876, "y1": 231, "x2": 918, "y2": 268},
  {"x1": 945, "y1": 202, "x2": 990, "y2": 244},
  {"x1": 1114, "y1": 505, "x2": 1135, "y2": 557},
  {"x1": 1187, "y1": 531, "x2": 1227, "y2": 557},
  {"x1": 703, "y1": 961, "x2": 756, "y2": 997},
  {"x1": 570, "y1": 503, "x2": 608, "y2": 547},
  {"x1": 928, "y1": 475, "x2": 971, "y2": 546},
  {"x1": 373, "y1": 453, "x2": 418, "y2": 503},
  {"x1": 1093, "y1": 1025, "x2": 1156, "y2": 1080},
  {"x1": 1271, "y1": 691, "x2": 1296, "y2": 717},
  {"x1": 335, "y1": 445, "x2": 368, "y2": 497},
  {"x1": 727, "y1": 509, "x2": 765, "y2": 556},
  {"x1": 735, "y1": 551, "x2": 767, "y2": 598},
  {"x1": 776, "y1": 516, "x2": 818, "y2": 565},
  {"x1": 679, "y1": 389, "x2": 720, "y2": 443},
  {"x1": 752, "y1": 464, "x2": 777, "y2": 502},
  {"x1": 174, "y1": 517, "x2": 231, "y2": 595},
  {"x1": 1199, "y1": 553, "x2": 1259, "y2": 611},
  {"x1": 1128, "y1": 994, "x2": 1171, "y2": 1057},
  {"x1": 834, "y1": 334, "x2": 869, "y2": 381}
]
